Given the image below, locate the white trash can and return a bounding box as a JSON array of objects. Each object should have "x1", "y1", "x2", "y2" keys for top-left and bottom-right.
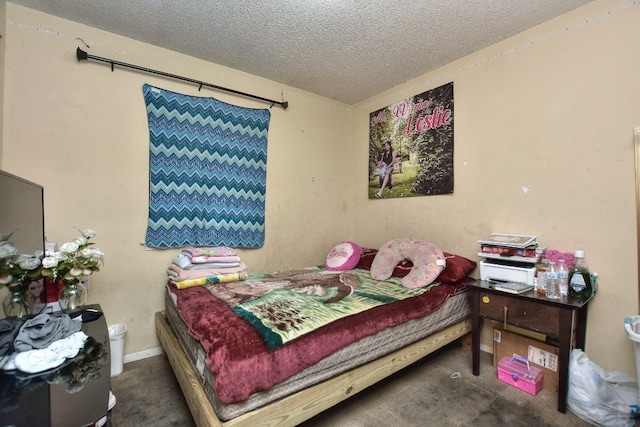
[
  {"x1": 624, "y1": 316, "x2": 640, "y2": 393},
  {"x1": 108, "y1": 324, "x2": 127, "y2": 376}
]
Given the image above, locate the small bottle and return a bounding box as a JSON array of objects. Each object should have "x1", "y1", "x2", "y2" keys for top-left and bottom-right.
[
  {"x1": 558, "y1": 259, "x2": 569, "y2": 297},
  {"x1": 568, "y1": 250, "x2": 593, "y2": 299},
  {"x1": 536, "y1": 257, "x2": 548, "y2": 296},
  {"x1": 545, "y1": 261, "x2": 560, "y2": 299}
]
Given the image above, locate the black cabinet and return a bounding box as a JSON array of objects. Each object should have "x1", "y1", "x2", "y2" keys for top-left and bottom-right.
[{"x1": 0, "y1": 304, "x2": 111, "y2": 426}]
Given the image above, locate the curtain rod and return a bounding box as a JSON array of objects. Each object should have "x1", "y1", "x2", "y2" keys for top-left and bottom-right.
[{"x1": 75, "y1": 48, "x2": 288, "y2": 109}]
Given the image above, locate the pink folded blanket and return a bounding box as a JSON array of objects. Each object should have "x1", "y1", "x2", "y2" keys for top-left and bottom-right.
[
  {"x1": 190, "y1": 255, "x2": 241, "y2": 264},
  {"x1": 167, "y1": 262, "x2": 247, "y2": 281}
]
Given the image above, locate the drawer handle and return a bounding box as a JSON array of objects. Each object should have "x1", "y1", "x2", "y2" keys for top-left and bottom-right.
[{"x1": 503, "y1": 306, "x2": 508, "y2": 328}]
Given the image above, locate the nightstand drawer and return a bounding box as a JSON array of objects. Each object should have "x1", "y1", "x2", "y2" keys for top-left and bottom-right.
[{"x1": 478, "y1": 292, "x2": 561, "y2": 337}]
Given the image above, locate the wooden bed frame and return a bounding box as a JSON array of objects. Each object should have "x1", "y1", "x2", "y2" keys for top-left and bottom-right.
[{"x1": 155, "y1": 311, "x2": 471, "y2": 427}]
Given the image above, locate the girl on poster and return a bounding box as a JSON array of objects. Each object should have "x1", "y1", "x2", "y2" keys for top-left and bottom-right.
[{"x1": 375, "y1": 141, "x2": 396, "y2": 199}]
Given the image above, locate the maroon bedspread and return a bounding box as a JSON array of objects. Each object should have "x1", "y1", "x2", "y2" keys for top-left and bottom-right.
[{"x1": 171, "y1": 276, "x2": 470, "y2": 404}]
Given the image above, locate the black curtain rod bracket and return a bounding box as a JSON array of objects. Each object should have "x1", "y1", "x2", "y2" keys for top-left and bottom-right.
[{"x1": 76, "y1": 47, "x2": 288, "y2": 110}]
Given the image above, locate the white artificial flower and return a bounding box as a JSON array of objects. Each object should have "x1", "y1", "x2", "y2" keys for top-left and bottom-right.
[
  {"x1": 13, "y1": 254, "x2": 30, "y2": 262},
  {"x1": 18, "y1": 257, "x2": 40, "y2": 271},
  {"x1": 41, "y1": 229, "x2": 104, "y2": 287},
  {"x1": 80, "y1": 247, "x2": 95, "y2": 258},
  {"x1": 42, "y1": 256, "x2": 59, "y2": 269},
  {"x1": 80, "y1": 229, "x2": 97, "y2": 239},
  {"x1": 53, "y1": 252, "x2": 68, "y2": 262},
  {"x1": 60, "y1": 241, "x2": 79, "y2": 254},
  {"x1": 0, "y1": 239, "x2": 42, "y2": 289},
  {"x1": 81, "y1": 247, "x2": 104, "y2": 261},
  {"x1": 0, "y1": 242, "x2": 17, "y2": 259}
]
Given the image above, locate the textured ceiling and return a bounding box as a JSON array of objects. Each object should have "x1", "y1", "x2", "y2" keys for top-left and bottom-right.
[{"x1": 10, "y1": 0, "x2": 594, "y2": 105}]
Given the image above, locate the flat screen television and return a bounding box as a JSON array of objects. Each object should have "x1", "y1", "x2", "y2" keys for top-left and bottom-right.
[{"x1": 0, "y1": 169, "x2": 45, "y2": 257}]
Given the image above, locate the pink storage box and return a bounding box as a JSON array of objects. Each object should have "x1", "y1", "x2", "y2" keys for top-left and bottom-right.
[{"x1": 497, "y1": 356, "x2": 543, "y2": 395}]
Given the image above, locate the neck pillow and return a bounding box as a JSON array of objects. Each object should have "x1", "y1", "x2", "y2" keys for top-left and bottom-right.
[{"x1": 370, "y1": 238, "x2": 446, "y2": 289}]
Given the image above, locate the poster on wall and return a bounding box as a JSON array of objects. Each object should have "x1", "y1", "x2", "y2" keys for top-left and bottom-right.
[{"x1": 369, "y1": 82, "x2": 454, "y2": 199}]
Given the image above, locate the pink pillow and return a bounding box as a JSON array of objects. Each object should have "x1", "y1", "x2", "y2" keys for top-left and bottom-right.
[
  {"x1": 370, "y1": 238, "x2": 445, "y2": 289},
  {"x1": 356, "y1": 248, "x2": 412, "y2": 277},
  {"x1": 358, "y1": 248, "x2": 477, "y2": 284},
  {"x1": 325, "y1": 242, "x2": 362, "y2": 271}
]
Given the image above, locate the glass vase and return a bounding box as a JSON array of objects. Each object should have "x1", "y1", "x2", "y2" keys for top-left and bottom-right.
[
  {"x1": 58, "y1": 282, "x2": 87, "y2": 314},
  {"x1": 2, "y1": 288, "x2": 32, "y2": 319}
]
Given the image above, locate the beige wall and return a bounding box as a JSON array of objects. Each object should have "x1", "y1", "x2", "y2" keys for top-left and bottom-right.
[
  {"x1": 2, "y1": 4, "x2": 354, "y2": 359},
  {"x1": 353, "y1": 0, "x2": 640, "y2": 375},
  {"x1": 0, "y1": 0, "x2": 6, "y2": 163},
  {"x1": 2, "y1": 0, "x2": 640, "y2": 377}
]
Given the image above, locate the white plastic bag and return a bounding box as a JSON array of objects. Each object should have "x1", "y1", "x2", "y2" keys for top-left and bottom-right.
[{"x1": 567, "y1": 349, "x2": 640, "y2": 426}]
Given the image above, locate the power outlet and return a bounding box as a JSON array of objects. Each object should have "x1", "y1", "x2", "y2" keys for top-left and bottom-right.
[{"x1": 81, "y1": 275, "x2": 90, "y2": 290}]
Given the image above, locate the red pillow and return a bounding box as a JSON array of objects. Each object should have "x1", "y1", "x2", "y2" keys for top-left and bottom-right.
[
  {"x1": 357, "y1": 248, "x2": 476, "y2": 284},
  {"x1": 355, "y1": 247, "x2": 377, "y2": 270},
  {"x1": 438, "y1": 252, "x2": 477, "y2": 284}
]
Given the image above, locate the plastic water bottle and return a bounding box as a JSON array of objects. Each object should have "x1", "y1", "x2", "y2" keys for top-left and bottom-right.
[
  {"x1": 558, "y1": 259, "x2": 569, "y2": 297},
  {"x1": 545, "y1": 261, "x2": 560, "y2": 299},
  {"x1": 535, "y1": 257, "x2": 548, "y2": 296},
  {"x1": 569, "y1": 250, "x2": 593, "y2": 299}
]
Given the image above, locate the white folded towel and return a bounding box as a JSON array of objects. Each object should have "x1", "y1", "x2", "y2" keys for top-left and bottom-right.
[
  {"x1": 172, "y1": 253, "x2": 241, "y2": 270},
  {"x1": 14, "y1": 331, "x2": 88, "y2": 374}
]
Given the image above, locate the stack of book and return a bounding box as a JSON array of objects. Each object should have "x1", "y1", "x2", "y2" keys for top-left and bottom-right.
[
  {"x1": 477, "y1": 233, "x2": 541, "y2": 289},
  {"x1": 478, "y1": 233, "x2": 539, "y2": 263}
]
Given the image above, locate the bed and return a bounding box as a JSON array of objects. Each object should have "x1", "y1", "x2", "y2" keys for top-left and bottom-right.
[{"x1": 155, "y1": 243, "x2": 477, "y2": 427}]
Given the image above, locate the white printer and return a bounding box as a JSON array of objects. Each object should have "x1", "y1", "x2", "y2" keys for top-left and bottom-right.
[{"x1": 477, "y1": 233, "x2": 540, "y2": 286}]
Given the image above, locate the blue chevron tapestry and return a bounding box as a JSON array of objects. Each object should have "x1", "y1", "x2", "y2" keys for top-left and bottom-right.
[{"x1": 143, "y1": 84, "x2": 271, "y2": 248}]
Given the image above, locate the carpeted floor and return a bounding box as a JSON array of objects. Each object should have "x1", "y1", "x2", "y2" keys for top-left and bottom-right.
[{"x1": 109, "y1": 341, "x2": 597, "y2": 426}]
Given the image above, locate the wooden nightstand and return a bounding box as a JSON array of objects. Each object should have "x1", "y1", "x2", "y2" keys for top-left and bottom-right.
[{"x1": 468, "y1": 281, "x2": 593, "y2": 413}]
